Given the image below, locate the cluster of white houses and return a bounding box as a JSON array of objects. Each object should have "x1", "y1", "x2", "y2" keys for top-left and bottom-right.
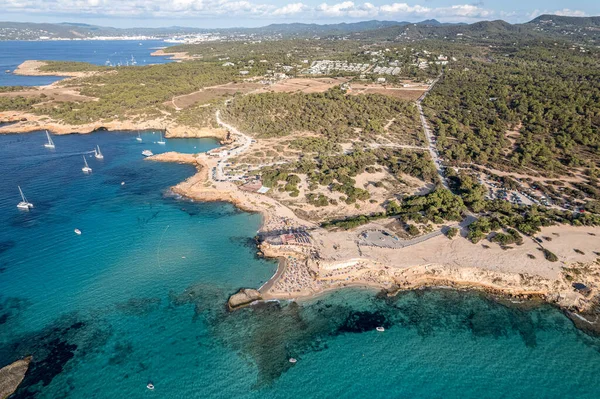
[
  {"x1": 305, "y1": 60, "x2": 370, "y2": 74},
  {"x1": 371, "y1": 66, "x2": 401, "y2": 75}
]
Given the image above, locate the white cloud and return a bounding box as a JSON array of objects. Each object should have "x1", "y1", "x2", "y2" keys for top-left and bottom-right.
[
  {"x1": 441, "y1": 4, "x2": 492, "y2": 18},
  {"x1": 316, "y1": 2, "x2": 357, "y2": 17},
  {"x1": 272, "y1": 2, "x2": 308, "y2": 16},
  {"x1": 379, "y1": 3, "x2": 431, "y2": 15},
  {"x1": 553, "y1": 9, "x2": 587, "y2": 17},
  {"x1": 315, "y1": 2, "x2": 492, "y2": 20},
  {"x1": 0, "y1": 0, "x2": 498, "y2": 21}
]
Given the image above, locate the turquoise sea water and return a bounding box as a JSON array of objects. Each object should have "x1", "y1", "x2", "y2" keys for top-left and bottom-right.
[
  {"x1": 1, "y1": 43, "x2": 600, "y2": 398},
  {"x1": 1, "y1": 132, "x2": 600, "y2": 399}
]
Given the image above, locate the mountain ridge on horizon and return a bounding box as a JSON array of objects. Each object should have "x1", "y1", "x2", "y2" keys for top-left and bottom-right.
[{"x1": 0, "y1": 14, "x2": 598, "y2": 40}]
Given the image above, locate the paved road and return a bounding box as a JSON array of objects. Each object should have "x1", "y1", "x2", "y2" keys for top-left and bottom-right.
[{"x1": 416, "y1": 76, "x2": 449, "y2": 189}]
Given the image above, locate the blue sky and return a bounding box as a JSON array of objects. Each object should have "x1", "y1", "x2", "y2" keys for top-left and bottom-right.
[{"x1": 1, "y1": 0, "x2": 597, "y2": 29}]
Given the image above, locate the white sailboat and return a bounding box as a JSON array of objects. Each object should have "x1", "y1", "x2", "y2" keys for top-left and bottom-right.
[
  {"x1": 17, "y1": 186, "x2": 34, "y2": 210},
  {"x1": 157, "y1": 132, "x2": 166, "y2": 145},
  {"x1": 94, "y1": 145, "x2": 104, "y2": 160},
  {"x1": 44, "y1": 130, "x2": 55, "y2": 149},
  {"x1": 136, "y1": 132, "x2": 142, "y2": 142},
  {"x1": 82, "y1": 156, "x2": 92, "y2": 173}
]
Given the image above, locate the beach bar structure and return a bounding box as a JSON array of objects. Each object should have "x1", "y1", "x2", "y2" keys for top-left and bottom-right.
[{"x1": 572, "y1": 282, "x2": 592, "y2": 296}]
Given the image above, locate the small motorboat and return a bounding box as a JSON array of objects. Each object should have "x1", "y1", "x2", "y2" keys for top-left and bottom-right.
[
  {"x1": 288, "y1": 358, "x2": 297, "y2": 364},
  {"x1": 376, "y1": 326, "x2": 385, "y2": 332},
  {"x1": 121, "y1": 181, "x2": 125, "y2": 186},
  {"x1": 17, "y1": 186, "x2": 34, "y2": 210},
  {"x1": 147, "y1": 383, "x2": 154, "y2": 390},
  {"x1": 74, "y1": 229, "x2": 82, "y2": 235},
  {"x1": 142, "y1": 150, "x2": 153, "y2": 157},
  {"x1": 82, "y1": 156, "x2": 92, "y2": 173}
]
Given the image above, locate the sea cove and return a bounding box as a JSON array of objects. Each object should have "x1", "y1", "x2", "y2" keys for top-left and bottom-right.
[
  {"x1": 0, "y1": 129, "x2": 598, "y2": 399},
  {"x1": 0, "y1": 40, "x2": 172, "y2": 86},
  {"x1": 1, "y1": 20, "x2": 600, "y2": 398}
]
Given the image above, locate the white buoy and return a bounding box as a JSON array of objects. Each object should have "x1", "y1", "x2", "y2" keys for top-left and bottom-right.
[
  {"x1": 376, "y1": 326, "x2": 385, "y2": 332},
  {"x1": 74, "y1": 229, "x2": 82, "y2": 235},
  {"x1": 288, "y1": 358, "x2": 297, "y2": 364}
]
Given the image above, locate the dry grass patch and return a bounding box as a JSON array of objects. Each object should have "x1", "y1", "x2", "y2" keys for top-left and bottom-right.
[{"x1": 259, "y1": 77, "x2": 350, "y2": 94}]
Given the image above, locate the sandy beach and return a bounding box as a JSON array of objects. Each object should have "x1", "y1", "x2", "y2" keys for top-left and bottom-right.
[
  {"x1": 5, "y1": 111, "x2": 594, "y2": 316},
  {"x1": 5, "y1": 60, "x2": 600, "y2": 319},
  {"x1": 149, "y1": 150, "x2": 600, "y2": 316}
]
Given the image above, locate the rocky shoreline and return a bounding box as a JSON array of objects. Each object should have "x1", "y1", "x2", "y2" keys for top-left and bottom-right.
[
  {"x1": 4, "y1": 120, "x2": 598, "y2": 328},
  {"x1": 0, "y1": 357, "x2": 31, "y2": 399},
  {"x1": 228, "y1": 289, "x2": 262, "y2": 310},
  {"x1": 2, "y1": 67, "x2": 599, "y2": 331},
  {"x1": 0, "y1": 111, "x2": 226, "y2": 140},
  {"x1": 12, "y1": 60, "x2": 97, "y2": 77},
  {"x1": 150, "y1": 49, "x2": 200, "y2": 61},
  {"x1": 146, "y1": 150, "x2": 600, "y2": 327}
]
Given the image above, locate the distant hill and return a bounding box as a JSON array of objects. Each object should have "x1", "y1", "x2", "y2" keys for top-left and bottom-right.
[
  {"x1": 528, "y1": 14, "x2": 600, "y2": 27},
  {"x1": 0, "y1": 15, "x2": 598, "y2": 41},
  {"x1": 0, "y1": 21, "x2": 207, "y2": 40},
  {"x1": 251, "y1": 20, "x2": 408, "y2": 35},
  {"x1": 522, "y1": 14, "x2": 600, "y2": 42}
]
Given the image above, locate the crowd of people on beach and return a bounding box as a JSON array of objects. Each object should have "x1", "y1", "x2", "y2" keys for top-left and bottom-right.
[
  {"x1": 272, "y1": 257, "x2": 394, "y2": 295},
  {"x1": 273, "y1": 257, "x2": 318, "y2": 293}
]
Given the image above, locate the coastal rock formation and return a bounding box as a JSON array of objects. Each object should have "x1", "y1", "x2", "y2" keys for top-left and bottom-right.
[
  {"x1": 165, "y1": 124, "x2": 226, "y2": 139},
  {"x1": 148, "y1": 152, "x2": 198, "y2": 165},
  {"x1": 228, "y1": 289, "x2": 262, "y2": 310},
  {"x1": 150, "y1": 49, "x2": 199, "y2": 61},
  {"x1": 13, "y1": 60, "x2": 95, "y2": 77},
  {"x1": 0, "y1": 357, "x2": 31, "y2": 399},
  {"x1": 0, "y1": 110, "x2": 226, "y2": 139}
]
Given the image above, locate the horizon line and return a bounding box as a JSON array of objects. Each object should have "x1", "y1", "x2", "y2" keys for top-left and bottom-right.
[{"x1": 1, "y1": 13, "x2": 598, "y2": 31}]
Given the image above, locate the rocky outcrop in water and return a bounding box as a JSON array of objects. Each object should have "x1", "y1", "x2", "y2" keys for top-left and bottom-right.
[
  {"x1": 0, "y1": 356, "x2": 31, "y2": 399},
  {"x1": 228, "y1": 289, "x2": 262, "y2": 310}
]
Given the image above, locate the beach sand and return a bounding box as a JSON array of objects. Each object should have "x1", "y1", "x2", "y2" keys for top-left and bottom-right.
[
  {"x1": 6, "y1": 61, "x2": 600, "y2": 316},
  {"x1": 148, "y1": 150, "x2": 600, "y2": 314}
]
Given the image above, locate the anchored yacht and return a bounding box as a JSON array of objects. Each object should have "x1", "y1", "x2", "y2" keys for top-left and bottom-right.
[
  {"x1": 82, "y1": 156, "x2": 92, "y2": 173},
  {"x1": 17, "y1": 186, "x2": 33, "y2": 210},
  {"x1": 94, "y1": 145, "x2": 104, "y2": 160},
  {"x1": 44, "y1": 131, "x2": 55, "y2": 149}
]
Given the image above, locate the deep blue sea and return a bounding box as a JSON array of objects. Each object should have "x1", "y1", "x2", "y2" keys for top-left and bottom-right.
[
  {"x1": 1, "y1": 43, "x2": 600, "y2": 399},
  {"x1": 0, "y1": 40, "x2": 171, "y2": 86}
]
